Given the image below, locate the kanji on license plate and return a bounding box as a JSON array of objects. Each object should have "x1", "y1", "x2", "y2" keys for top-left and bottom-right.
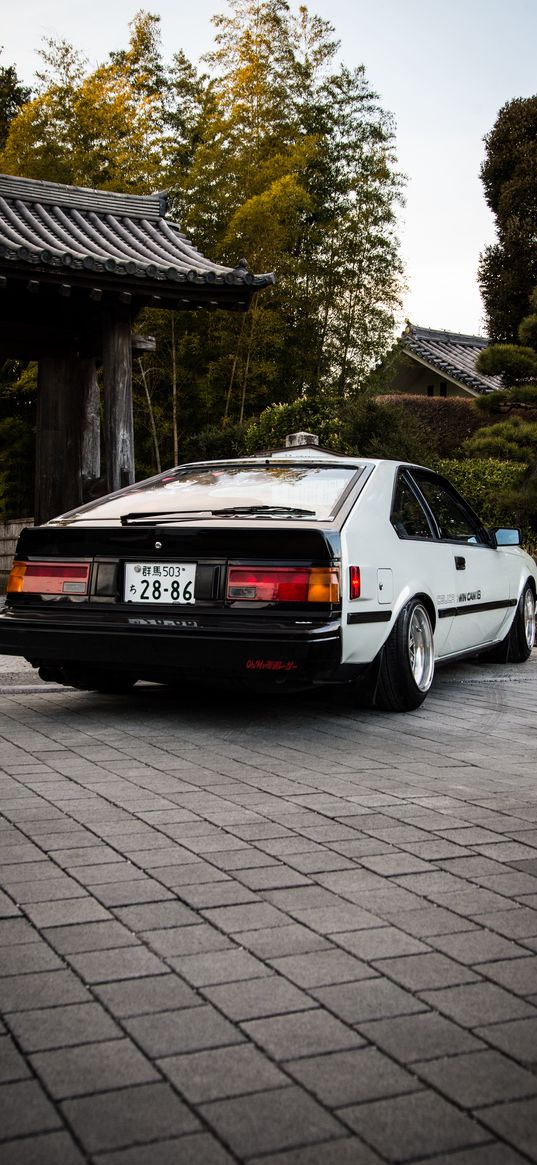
[{"x1": 124, "y1": 563, "x2": 196, "y2": 604}]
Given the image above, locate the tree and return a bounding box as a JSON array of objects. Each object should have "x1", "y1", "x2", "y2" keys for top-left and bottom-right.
[
  {"x1": 170, "y1": 0, "x2": 405, "y2": 427},
  {"x1": 478, "y1": 96, "x2": 537, "y2": 342},
  {"x1": 0, "y1": 12, "x2": 206, "y2": 191},
  {"x1": 0, "y1": 53, "x2": 31, "y2": 150},
  {"x1": 0, "y1": 3, "x2": 405, "y2": 494},
  {"x1": 465, "y1": 287, "x2": 537, "y2": 529}
]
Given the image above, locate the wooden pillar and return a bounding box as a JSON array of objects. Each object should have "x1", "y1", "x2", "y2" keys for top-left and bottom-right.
[
  {"x1": 80, "y1": 357, "x2": 101, "y2": 496},
  {"x1": 102, "y1": 310, "x2": 134, "y2": 493},
  {"x1": 35, "y1": 355, "x2": 101, "y2": 524},
  {"x1": 35, "y1": 353, "x2": 84, "y2": 525}
]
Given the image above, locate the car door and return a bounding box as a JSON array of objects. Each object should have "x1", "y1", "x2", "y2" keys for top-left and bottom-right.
[
  {"x1": 389, "y1": 469, "x2": 455, "y2": 656},
  {"x1": 410, "y1": 470, "x2": 515, "y2": 655}
]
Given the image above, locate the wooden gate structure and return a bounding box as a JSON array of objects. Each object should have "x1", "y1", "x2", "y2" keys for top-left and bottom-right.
[{"x1": 0, "y1": 174, "x2": 274, "y2": 523}]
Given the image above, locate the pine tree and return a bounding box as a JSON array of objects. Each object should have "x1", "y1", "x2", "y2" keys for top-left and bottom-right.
[{"x1": 478, "y1": 96, "x2": 537, "y2": 342}]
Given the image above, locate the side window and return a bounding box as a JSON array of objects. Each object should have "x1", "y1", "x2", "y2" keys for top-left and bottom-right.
[
  {"x1": 412, "y1": 473, "x2": 486, "y2": 544},
  {"x1": 391, "y1": 474, "x2": 435, "y2": 540}
]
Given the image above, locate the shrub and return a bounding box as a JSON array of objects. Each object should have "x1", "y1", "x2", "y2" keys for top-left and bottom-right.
[
  {"x1": 0, "y1": 417, "x2": 35, "y2": 520},
  {"x1": 342, "y1": 396, "x2": 427, "y2": 462},
  {"x1": 379, "y1": 395, "x2": 484, "y2": 456},
  {"x1": 179, "y1": 422, "x2": 249, "y2": 463},
  {"x1": 518, "y1": 313, "x2": 537, "y2": 350},
  {"x1": 463, "y1": 417, "x2": 537, "y2": 462},
  {"x1": 476, "y1": 344, "x2": 537, "y2": 383},
  {"x1": 436, "y1": 457, "x2": 525, "y2": 528},
  {"x1": 244, "y1": 395, "x2": 433, "y2": 462},
  {"x1": 244, "y1": 399, "x2": 345, "y2": 454}
]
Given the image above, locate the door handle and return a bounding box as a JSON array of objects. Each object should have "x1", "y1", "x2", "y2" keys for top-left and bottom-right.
[{"x1": 455, "y1": 556, "x2": 466, "y2": 570}]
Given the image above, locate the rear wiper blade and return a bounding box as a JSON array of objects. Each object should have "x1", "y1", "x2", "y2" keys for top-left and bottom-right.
[
  {"x1": 120, "y1": 505, "x2": 317, "y2": 526},
  {"x1": 121, "y1": 510, "x2": 212, "y2": 525},
  {"x1": 213, "y1": 505, "x2": 316, "y2": 518}
]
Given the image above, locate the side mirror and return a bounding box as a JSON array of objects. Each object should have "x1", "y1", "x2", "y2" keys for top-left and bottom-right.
[{"x1": 493, "y1": 527, "x2": 521, "y2": 547}]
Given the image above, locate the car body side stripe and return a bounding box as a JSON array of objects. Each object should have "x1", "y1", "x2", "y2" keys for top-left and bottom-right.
[{"x1": 438, "y1": 598, "x2": 516, "y2": 619}]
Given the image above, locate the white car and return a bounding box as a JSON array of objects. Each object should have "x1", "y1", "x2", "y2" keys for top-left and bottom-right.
[{"x1": 1, "y1": 436, "x2": 535, "y2": 712}]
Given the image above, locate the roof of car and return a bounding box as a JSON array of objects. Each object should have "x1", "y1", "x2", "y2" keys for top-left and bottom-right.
[{"x1": 176, "y1": 447, "x2": 377, "y2": 469}]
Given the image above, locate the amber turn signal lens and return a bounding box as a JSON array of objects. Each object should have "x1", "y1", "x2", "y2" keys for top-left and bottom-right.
[
  {"x1": 6, "y1": 561, "x2": 27, "y2": 593},
  {"x1": 307, "y1": 568, "x2": 340, "y2": 603}
]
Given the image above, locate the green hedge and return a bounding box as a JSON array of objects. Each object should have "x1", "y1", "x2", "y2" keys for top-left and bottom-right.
[
  {"x1": 380, "y1": 395, "x2": 485, "y2": 456},
  {"x1": 436, "y1": 457, "x2": 525, "y2": 528},
  {"x1": 179, "y1": 422, "x2": 249, "y2": 463},
  {"x1": 244, "y1": 400, "x2": 345, "y2": 454}
]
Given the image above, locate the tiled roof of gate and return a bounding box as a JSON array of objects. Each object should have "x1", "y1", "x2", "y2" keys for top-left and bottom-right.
[
  {"x1": 403, "y1": 324, "x2": 502, "y2": 394},
  {"x1": 0, "y1": 173, "x2": 275, "y2": 290}
]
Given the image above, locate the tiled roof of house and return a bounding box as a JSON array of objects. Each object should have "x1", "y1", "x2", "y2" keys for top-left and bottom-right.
[
  {"x1": 0, "y1": 173, "x2": 274, "y2": 292},
  {"x1": 403, "y1": 324, "x2": 502, "y2": 394}
]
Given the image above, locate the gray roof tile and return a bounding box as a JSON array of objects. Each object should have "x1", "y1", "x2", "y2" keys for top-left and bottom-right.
[{"x1": 0, "y1": 174, "x2": 274, "y2": 291}]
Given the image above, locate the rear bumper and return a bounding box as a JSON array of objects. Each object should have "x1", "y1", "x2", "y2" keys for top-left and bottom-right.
[{"x1": 0, "y1": 608, "x2": 344, "y2": 686}]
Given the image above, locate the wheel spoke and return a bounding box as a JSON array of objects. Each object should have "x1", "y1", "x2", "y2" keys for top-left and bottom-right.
[
  {"x1": 408, "y1": 605, "x2": 434, "y2": 691},
  {"x1": 524, "y1": 588, "x2": 536, "y2": 650}
]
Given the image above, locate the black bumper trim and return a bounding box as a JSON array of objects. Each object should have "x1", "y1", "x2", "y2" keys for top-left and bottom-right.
[{"x1": 0, "y1": 610, "x2": 342, "y2": 684}]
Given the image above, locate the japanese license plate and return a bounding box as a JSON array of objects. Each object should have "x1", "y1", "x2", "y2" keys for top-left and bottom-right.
[{"x1": 124, "y1": 563, "x2": 196, "y2": 604}]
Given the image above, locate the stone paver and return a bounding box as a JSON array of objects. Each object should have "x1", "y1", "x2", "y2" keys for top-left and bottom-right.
[{"x1": 1, "y1": 653, "x2": 537, "y2": 1161}]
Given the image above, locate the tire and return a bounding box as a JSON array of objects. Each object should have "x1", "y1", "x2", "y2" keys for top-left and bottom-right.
[
  {"x1": 373, "y1": 598, "x2": 435, "y2": 712},
  {"x1": 59, "y1": 666, "x2": 138, "y2": 693},
  {"x1": 486, "y1": 582, "x2": 536, "y2": 664}
]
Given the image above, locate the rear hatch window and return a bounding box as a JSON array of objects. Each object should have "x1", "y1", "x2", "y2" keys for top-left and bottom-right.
[{"x1": 58, "y1": 464, "x2": 362, "y2": 523}]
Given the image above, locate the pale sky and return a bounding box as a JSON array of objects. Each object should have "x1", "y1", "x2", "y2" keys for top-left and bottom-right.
[{"x1": 2, "y1": 0, "x2": 537, "y2": 336}]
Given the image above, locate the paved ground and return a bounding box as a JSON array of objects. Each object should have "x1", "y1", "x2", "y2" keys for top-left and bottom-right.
[{"x1": 1, "y1": 652, "x2": 537, "y2": 1164}]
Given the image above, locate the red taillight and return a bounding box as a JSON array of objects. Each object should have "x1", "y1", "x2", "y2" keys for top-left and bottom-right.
[
  {"x1": 226, "y1": 566, "x2": 339, "y2": 603},
  {"x1": 349, "y1": 566, "x2": 361, "y2": 600},
  {"x1": 7, "y1": 561, "x2": 90, "y2": 595}
]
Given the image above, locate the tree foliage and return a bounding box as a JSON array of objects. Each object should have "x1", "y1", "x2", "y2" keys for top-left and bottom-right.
[
  {"x1": 464, "y1": 416, "x2": 537, "y2": 463},
  {"x1": 436, "y1": 458, "x2": 524, "y2": 530},
  {"x1": 468, "y1": 287, "x2": 537, "y2": 528},
  {"x1": 0, "y1": 362, "x2": 36, "y2": 519},
  {"x1": 0, "y1": 53, "x2": 31, "y2": 150},
  {"x1": 0, "y1": 4, "x2": 406, "y2": 514},
  {"x1": 0, "y1": 14, "x2": 205, "y2": 191},
  {"x1": 242, "y1": 393, "x2": 427, "y2": 462},
  {"x1": 169, "y1": 0, "x2": 405, "y2": 432},
  {"x1": 476, "y1": 343, "x2": 537, "y2": 385},
  {"x1": 478, "y1": 96, "x2": 537, "y2": 342}
]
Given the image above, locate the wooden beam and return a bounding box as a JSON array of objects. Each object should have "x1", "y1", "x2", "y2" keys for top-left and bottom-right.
[
  {"x1": 102, "y1": 310, "x2": 134, "y2": 493},
  {"x1": 35, "y1": 354, "x2": 85, "y2": 524},
  {"x1": 80, "y1": 358, "x2": 100, "y2": 491}
]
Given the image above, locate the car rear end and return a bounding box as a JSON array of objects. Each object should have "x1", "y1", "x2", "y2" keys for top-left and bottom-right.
[{"x1": 1, "y1": 517, "x2": 347, "y2": 690}]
